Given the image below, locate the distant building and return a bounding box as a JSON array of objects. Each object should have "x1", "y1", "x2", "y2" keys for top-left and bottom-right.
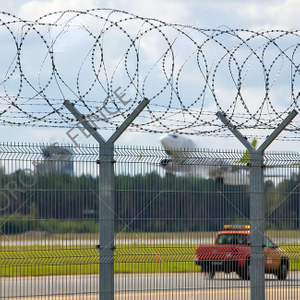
[{"x1": 36, "y1": 145, "x2": 73, "y2": 174}]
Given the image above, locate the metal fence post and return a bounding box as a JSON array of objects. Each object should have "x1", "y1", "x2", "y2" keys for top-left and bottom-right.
[
  {"x1": 64, "y1": 98, "x2": 149, "y2": 300},
  {"x1": 99, "y1": 143, "x2": 115, "y2": 299},
  {"x1": 216, "y1": 110, "x2": 297, "y2": 300},
  {"x1": 249, "y1": 149, "x2": 265, "y2": 299}
]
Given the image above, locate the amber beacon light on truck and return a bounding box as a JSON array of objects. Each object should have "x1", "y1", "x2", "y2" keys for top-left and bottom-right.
[{"x1": 223, "y1": 225, "x2": 250, "y2": 230}]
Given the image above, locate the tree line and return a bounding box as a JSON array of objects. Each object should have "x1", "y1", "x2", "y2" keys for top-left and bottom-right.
[{"x1": 0, "y1": 169, "x2": 299, "y2": 234}]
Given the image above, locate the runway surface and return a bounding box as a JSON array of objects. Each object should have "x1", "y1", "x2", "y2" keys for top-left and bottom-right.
[{"x1": 1, "y1": 272, "x2": 300, "y2": 299}]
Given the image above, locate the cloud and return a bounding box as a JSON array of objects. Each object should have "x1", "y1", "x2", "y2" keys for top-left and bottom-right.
[
  {"x1": 18, "y1": 0, "x2": 99, "y2": 19},
  {"x1": 194, "y1": 0, "x2": 298, "y2": 31},
  {"x1": 233, "y1": 0, "x2": 300, "y2": 30},
  {"x1": 8, "y1": 0, "x2": 300, "y2": 30},
  {"x1": 267, "y1": 0, "x2": 300, "y2": 29},
  {"x1": 122, "y1": 0, "x2": 191, "y2": 24},
  {"x1": 16, "y1": 0, "x2": 191, "y2": 25}
]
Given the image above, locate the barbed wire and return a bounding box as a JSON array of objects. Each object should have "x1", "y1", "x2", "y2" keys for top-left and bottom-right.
[{"x1": 1, "y1": 9, "x2": 300, "y2": 139}]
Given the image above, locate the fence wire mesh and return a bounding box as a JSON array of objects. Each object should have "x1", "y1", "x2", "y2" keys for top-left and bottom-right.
[{"x1": 0, "y1": 143, "x2": 300, "y2": 299}]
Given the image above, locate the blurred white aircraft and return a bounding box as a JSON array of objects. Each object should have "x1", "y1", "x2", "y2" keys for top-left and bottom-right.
[{"x1": 159, "y1": 134, "x2": 256, "y2": 185}]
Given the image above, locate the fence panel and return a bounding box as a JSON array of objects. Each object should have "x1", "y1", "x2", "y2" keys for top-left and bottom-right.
[{"x1": 0, "y1": 144, "x2": 299, "y2": 299}]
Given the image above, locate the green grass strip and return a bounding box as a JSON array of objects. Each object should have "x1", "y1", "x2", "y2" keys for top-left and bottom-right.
[{"x1": 1, "y1": 244, "x2": 299, "y2": 276}]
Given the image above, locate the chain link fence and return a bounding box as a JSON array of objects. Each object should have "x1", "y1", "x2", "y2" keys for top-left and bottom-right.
[{"x1": 0, "y1": 143, "x2": 299, "y2": 299}]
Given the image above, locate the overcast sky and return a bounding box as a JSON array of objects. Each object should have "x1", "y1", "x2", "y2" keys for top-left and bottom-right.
[{"x1": 1, "y1": 0, "x2": 300, "y2": 152}]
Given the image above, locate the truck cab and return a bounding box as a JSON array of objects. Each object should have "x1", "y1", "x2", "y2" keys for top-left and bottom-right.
[{"x1": 195, "y1": 225, "x2": 289, "y2": 280}]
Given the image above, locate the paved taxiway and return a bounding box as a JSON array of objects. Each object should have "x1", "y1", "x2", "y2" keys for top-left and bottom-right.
[{"x1": 1, "y1": 272, "x2": 299, "y2": 299}]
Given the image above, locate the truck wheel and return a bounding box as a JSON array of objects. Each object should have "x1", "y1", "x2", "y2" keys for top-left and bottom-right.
[
  {"x1": 238, "y1": 261, "x2": 250, "y2": 280},
  {"x1": 215, "y1": 177, "x2": 224, "y2": 185},
  {"x1": 277, "y1": 259, "x2": 289, "y2": 280},
  {"x1": 209, "y1": 269, "x2": 215, "y2": 279}
]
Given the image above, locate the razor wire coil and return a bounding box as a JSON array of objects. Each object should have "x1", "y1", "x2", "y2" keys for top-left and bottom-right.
[{"x1": 0, "y1": 9, "x2": 300, "y2": 139}]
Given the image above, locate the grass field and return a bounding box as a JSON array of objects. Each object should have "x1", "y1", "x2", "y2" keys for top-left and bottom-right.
[{"x1": 1, "y1": 242, "x2": 300, "y2": 277}]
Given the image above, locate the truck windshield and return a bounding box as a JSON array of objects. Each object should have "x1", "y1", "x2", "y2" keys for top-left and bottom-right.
[{"x1": 217, "y1": 234, "x2": 249, "y2": 245}]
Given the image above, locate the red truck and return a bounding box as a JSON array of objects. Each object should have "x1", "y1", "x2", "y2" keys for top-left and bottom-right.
[{"x1": 195, "y1": 225, "x2": 289, "y2": 280}]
